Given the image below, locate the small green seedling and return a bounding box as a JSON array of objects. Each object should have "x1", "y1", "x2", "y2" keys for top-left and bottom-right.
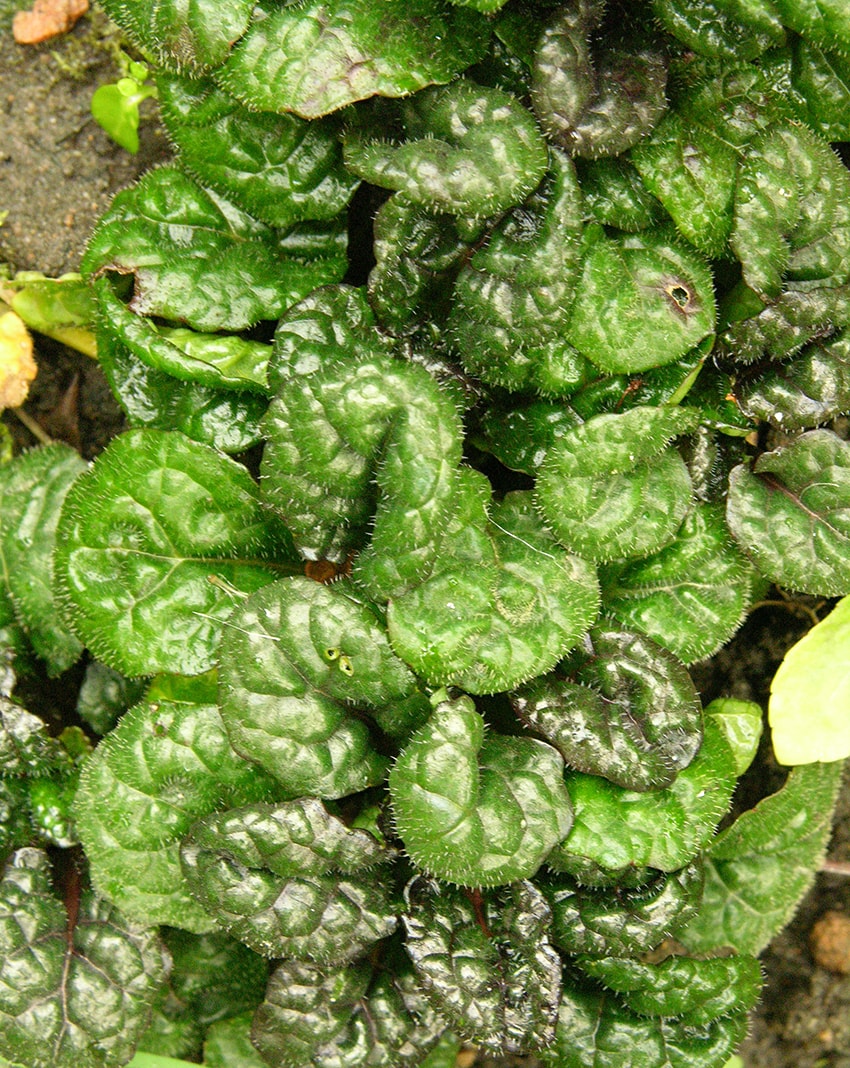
[{"x1": 91, "y1": 54, "x2": 156, "y2": 154}]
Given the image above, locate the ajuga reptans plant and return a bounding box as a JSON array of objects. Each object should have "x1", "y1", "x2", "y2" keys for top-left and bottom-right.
[{"x1": 1, "y1": 1, "x2": 850, "y2": 1066}]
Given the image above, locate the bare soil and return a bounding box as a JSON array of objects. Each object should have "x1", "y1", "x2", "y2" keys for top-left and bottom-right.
[{"x1": 2, "y1": 9, "x2": 849, "y2": 1067}]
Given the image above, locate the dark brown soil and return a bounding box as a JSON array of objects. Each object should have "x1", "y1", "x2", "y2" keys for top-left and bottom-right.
[{"x1": 2, "y1": 9, "x2": 849, "y2": 1067}]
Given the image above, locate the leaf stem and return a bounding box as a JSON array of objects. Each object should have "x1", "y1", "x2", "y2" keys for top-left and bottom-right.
[{"x1": 821, "y1": 858, "x2": 850, "y2": 877}]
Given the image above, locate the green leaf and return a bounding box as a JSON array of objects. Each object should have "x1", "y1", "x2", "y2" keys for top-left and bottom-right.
[
  {"x1": 475, "y1": 398, "x2": 582, "y2": 477},
  {"x1": 251, "y1": 954, "x2": 445, "y2": 1068},
  {"x1": 76, "y1": 661, "x2": 147, "y2": 737},
  {"x1": 0, "y1": 777, "x2": 33, "y2": 853},
  {"x1": 539, "y1": 861, "x2": 706, "y2": 957},
  {"x1": 216, "y1": 0, "x2": 489, "y2": 117},
  {"x1": 536, "y1": 406, "x2": 698, "y2": 563},
  {"x1": 96, "y1": 328, "x2": 267, "y2": 455},
  {"x1": 770, "y1": 0, "x2": 850, "y2": 52},
  {"x1": 180, "y1": 799, "x2": 397, "y2": 960},
  {"x1": 769, "y1": 37, "x2": 850, "y2": 141},
  {"x1": 91, "y1": 77, "x2": 156, "y2": 155},
  {"x1": 343, "y1": 80, "x2": 549, "y2": 218},
  {"x1": 54, "y1": 428, "x2": 298, "y2": 677},
  {"x1": 157, "y1": 73, "x2": 359, "y2": 229},
  {"x1": 566, "y1": 230, "x2": 716, "y2": 374},
  {"x1": 577, "y1": 953, "x2": 762, "y2": 1025},
  {"x1": 512, "y1": 628, "x2": 703, "y2": 791},
  {"x1": 203, "y1": 1013, "x2": 267, "y2": 1068},
  {"x1": 387, "y1": 492, "x2": 600, "y2": 694},
  {"x1": 403, "y1": 877, "x2": 560, "y2": 1053},
  {"x1": 448, "y1": 149, "x2": 591, "y2": 395},
  {"x1": 0, "y1": 444, "x2": 86, "y2": 676},
  {"x1": 217, "y1": 577, "x2": 421, "y2": 798},
  {"x1": 531, "y1": 2, "x2": 668, "y2": 158},
  {"x1": 100, "y1": 0, "x2": 255, "y2": 73},
  {"x1": 0, "y1": 692, "x2": 67, "y2": 778},
  {"x1": 389, "y1": 692, "x2": 574, "y2": 887},
  {"x1": 548, "y1": 701, "x2": 761, "y2": 879},
  {"x1": 769, "y1": 597, "x2": 850, "y2": 764},
  {"x1": 651, "y1": 0, "x2": 785, "y2": 60},
  {"x1": 73, "y1": 676, "x2": 284, "y2": 931},
  {"x1": 726, "y1": 429, "x2": 850, "y2": 596},
  {"x1": 681, "y1": 760, "x2": 844, "y2": 955},
  {"x1": 82, "y1": 167, "x2": 346, "y2": 332},
  {"x1": 540, "y1": 984, "x2": 749, "y2": 1068},
  {"x1": 0, "y1": 848, "x2": 167, "y2": 1068},
  {"x1": 602, "y1": 503, "x2": 756, "y2": 663},
  {"x1": 576, "y1": 157, "x2": 663, "y2": 232}
]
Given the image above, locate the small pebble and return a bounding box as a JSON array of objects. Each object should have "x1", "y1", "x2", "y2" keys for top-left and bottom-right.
[{"x1": 810, "y1": 910, "x2": 850, "y2": 975}]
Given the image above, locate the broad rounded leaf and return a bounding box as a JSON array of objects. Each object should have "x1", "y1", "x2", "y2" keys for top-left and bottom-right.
[
  {"x1": 536, "y1": 406, "x2": 698, "y2": 563},
  {"x1": 770, "y1": 0, "x2": 850, "y2": 53},
  {"x1": 74, "y1": 675, "x2": 283, "y2": 931},
  {"x1": 512, "y1": 628, "x2": 702, "y2": 790},
  {"x1": 218, "y1": 577, "x2": 424, "y2": 797},
  {"x1": 652, "y1": 0, "x2": 784, "y2": 60},
  {"x1": 344, "y1": 80, "x2": 548, "y2": 218},
  {"x1": 531, "y1": 2, "x2": 668, "y2": 158},
  {"x1": 726, "y1": 429, "x2": 850, "y2": 596},
  {"x1": 217, "y1": 0, "x2": 489, "y2": 117},
  {"x1": 180, "y1": 798, "x2": 397, "y2": 960},
  {"x1": 0, "y1": 848, "x2": 167, "y2": 1068},
  {"x1": 402, "y1": 877, "x2": 560, "y2": 1053},
  {"x1": 389, "y1": 693, "x2": 574, "y2": 887},
  {"x1": 54, "y1": 429, "x2": 298, "y2": 677},
  {"x1": 565, "y1": 230, "x2": 716, "y2": 373},
  {"x1": 577, "y1": 157, "x2": 662, "y2": 232}
]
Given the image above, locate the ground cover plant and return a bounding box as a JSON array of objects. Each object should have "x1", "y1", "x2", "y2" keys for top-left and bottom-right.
[{"x1": 2, "y1": 0, "x2": 850, "y2": 1065}]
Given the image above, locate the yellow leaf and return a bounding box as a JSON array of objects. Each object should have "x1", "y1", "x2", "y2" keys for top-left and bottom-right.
[{"x1": 0, "y1": 311, "x2": 37, "y2": 409}]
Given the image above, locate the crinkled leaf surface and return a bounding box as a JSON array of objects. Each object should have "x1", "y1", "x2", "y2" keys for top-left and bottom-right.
[
  {"x1": 0, "y1": 848, "x2": 166, "y2": 1068},
  {"x1": 344, "y1": 80, "x2": 548, "y2": 218},
  {"x1": 252, "y1": 954, "x2": 444, "y2": 1068},
  {"x1": 218, "y1": 576, "x2": 424, "y2": 797},
  {"x1": 651, "y1": 0, "x2": 785, "y2": 60},
  {"x1": 577, "y1": 953, "x2": 762, "y2": 1026},
  {"x1": 770, "y1": 0, "x2": 850, "y2": 52},
  {"x1": 203, "y1": 1012, "x2": 267, "y2": 1068},
  {"x1": 536, "y1": 406, "x2": 697, "y2": 563},
  {"x1": 726, "y1": 429, "x2": 850, "y2": 596},
  {"x1": 54, "y1": 428, "x2": 298, "y2": 677},
  {"x1": 389, "y1": 693, "x2": 573, "y2": 887},
  {"x1": 540, "y1": 861, "x2": 705, "y2": 957},
  {"x1": 180, "y1": 798, "x2": 397, "y2": 960},
  {"x1": 402, "y1": 877, "x2": 560, "y2": 1053},
  {"x1": 0, "y1": 444, "x2": 85, "y2": 675},
  {"x1": 773, "y1": 36, "x2": 850, "y2": 141},
  {"x1": 157, "y1": 72, "x2": 359, "y2": 229},
  {"x1": 476, "y1": 399, "x2": 582, "y2": 477},
  {"x1": 577, "y1": 156, "x2": 663, "y2": 232},
  {"x1": 82, "y1": 167, "x2": 346, "y2": 332},
  {"x1": 76, "y1": 662, "x2": 146, "y2": 738},
  {"x1": 74, "y1": 674, "x2": 283, "y2": 931},
  {"x1": 217, "y1": 0, "x2": 489, "y2": 117},
  {"x1": 681, "y1": 760, "x2": 844, "y2": 955},
  {"x1": 0, "y1": 689, "x2": 67, "y2": 779},
  {"x1": 549, "y1": 701, "x2": 761, "y2": 879},
  {"x1": 566, "y1": 230, "x2": 716, "y2": 374},
  {"x1": 769, "y1": 597, "x2": 850, "y2": 764},
  {"x1": 512, "y1": 628, "x2": 702, "y2": 790},
  {"x1": 602, "y1": 503, "x2": 756, "y2": 663},
  {"x1": 540, "y1": 984, "x2": 749, "y2": 1068},
  {"x1": 387, "y1": 492, "x2": 600, "y2": 694},
  {"x1": 531, "y1": 2, "x2": 668, "y2": 158}
]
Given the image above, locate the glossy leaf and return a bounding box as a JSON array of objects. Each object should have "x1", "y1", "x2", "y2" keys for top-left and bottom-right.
[
  {"x1": 566, "y1": 230, "x2": 716, "y2": 373},
  {"x1": 82, "y1": 167, "x2": 346, "y2": 333},
  {"x1": 770, "y1": 0, "x2": 850, "y2": 52},
  {"x1": 512, "y1": 628, "x2": 703, "y2": 790},
  {"x1": 217, "y1": 577, "x2": 422, "y2": 797},
  {"x1": 577, "y1": 953, "x2": 762, "y2": 1025},
  {"x1": 0, "y1": 444, "x2": 85, "y2": 675},
  {"x1": 602, "y1": 503, "x2": 756, "y2": 663},
  {"x1": 157, "y1": 72, "x2": 358, "y2": 228},
  {"x1": 217, "y1": 0, "x2": 489, "y2": 117},
  {"x1": 0, "y1": 847, "x2": 167, "y2": 1068},
  {"x1": 203, "y1": 1012, "x2": 267, "y2": 1068},
  {"x1": 540, "y1": 984, "x2": 749, "y2": 1068},
  {"x1": 577, "y1": 157, "x2": 663, "y2": 232},
  {"x1": 769, "y1": 597, "x2": 850, "y2": 764},
  {"x1": 682, "y1": 760, "x2": 844, "y2": 955},
  {"x1": 251, "y1": 955, "x2": 444, "y2": 1068},
  {"x1": 74, "y1": 675, "x2": 283, "y2": 931},
  {"x1": 726, "y1": 430, "x2": 850, "y2": 596},
  {"x1": 536, "y1": 406, "x2": 698, "y2": 563},
  {"x1": 449, "y1": 149, "x2": 590, "y2": 395},
  {"x1": 548, "y1": 700, "x2": 761, "y2": 879},
  {"x1": 76, "y1": 661, "x2": 147, "y2": 737},
  {"x1": 387, "y1": 492, "x2": 600, "y2": 694},
  {"x1": 476, "y1": 398, "x2": 582, "y2": 477},
  {"x1": 180, "y1": 798, "x2": 397, "y2": 960},
  {"x1": 402, "y1": 877, "x2": 560, "y2": 1053},
  {"x1": 0, "y1": 692, "x2": 67, "y2": 778},
  {"x1": 540, "y1": 861, "x2": 705, "y2": 957},
  {"x1": 652, "y1": 0, "x2": 785, "y2": 60},
  {"x1": 531, "y1": 2, "x2": 668, "y2": 158},
  {"x1": 771, "y1": 37, "x2": 850, "y2": 141},
  {"x1": 389, "y1": 692, "x2": 574, "y2": 887},
  {"x1": 344, "y1": 80, "x2": 548, "y2": 218},
  {"x1": 54, "y1": 428, "x2": 298, "y2": 677}
]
